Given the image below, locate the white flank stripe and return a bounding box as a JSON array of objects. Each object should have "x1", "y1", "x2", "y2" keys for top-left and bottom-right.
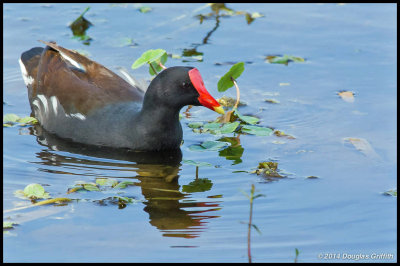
[
  {"x1": 50, "y1": 96, "x2": 58, "y2": 116},
  {"x1": 59, "y1": 52, "x2": 85, "y2": 71},
  {"x1": 37, "y1": 94, "x2": 49, "y2": 114},
  {"x1": 69, "y1": 113, "x2": 86, "y2": 120}
]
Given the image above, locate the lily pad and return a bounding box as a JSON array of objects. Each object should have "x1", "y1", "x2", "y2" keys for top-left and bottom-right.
[
  {"x1": 189, "y1": 140, "x2": 230, "y2": 151},
  {"x1": 234, "y1": 108, "x2": 259, "y2": 125},
  {"x1": 188, "y1": 122, "x2": 204, "y2": 129},
  {"x1": 242, "y1": 125, "x2": 273, "y2": 136},
  {"x1": 138, "y1": 6, "x2": 152, "y2": 13},
  {"x1": 3, "y1": 221, "x2": 17, "y2": 229},
  {"x1": 113, "y1": 181, "x2": 135, "y2": 189},
  {"x1": 131, "y1": 49, "x2": 167, "y2": 69},
  {"x1": 383, "y1": 189, "x2": 397, "y2": 197},
  {"x1": 83, "y1": 183, "x2": 100, "y2": 191},
  {"x1": 218, "y1": 62, "x2": 245, "y2": 92},
  {"x1": 265, "y1": 54, "x2": 305, "y2": 65},
  {"x1": 96, "y1": 178, "x2": 118, "y2": 187},
  {"x1": 14, "y1": 183, "x2": 51, "y2": 200},
  {"x1": 3, "y1": 114, "x2": 38, "y2": 127}
]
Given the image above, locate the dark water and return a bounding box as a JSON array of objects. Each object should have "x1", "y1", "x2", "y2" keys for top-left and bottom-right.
[{"x1": 3, "y1": 3, "x2": 396, "y2": 262}]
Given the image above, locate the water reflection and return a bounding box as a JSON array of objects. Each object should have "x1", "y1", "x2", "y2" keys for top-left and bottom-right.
[{"x1": 29, "y1": 124, "x2": 221, "y2": 238}]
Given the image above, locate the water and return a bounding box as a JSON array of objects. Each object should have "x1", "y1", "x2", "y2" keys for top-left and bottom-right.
[{"x1": 3, "y1": 3, "x2": 397, "y2": 262}]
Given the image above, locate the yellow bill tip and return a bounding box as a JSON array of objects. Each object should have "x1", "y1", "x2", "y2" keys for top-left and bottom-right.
[{"x1": 213, "y1": 105, "x2": 225, "y2": 115}]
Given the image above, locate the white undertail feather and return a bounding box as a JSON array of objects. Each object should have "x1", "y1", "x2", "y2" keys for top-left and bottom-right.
[{"x1": 18, "y1": 58, "x2": 34, "y2": 86}]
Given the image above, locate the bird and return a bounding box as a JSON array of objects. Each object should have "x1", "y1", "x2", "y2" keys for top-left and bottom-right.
[{"x1": 19, "y1": 41, "x2": 224, "y2": 151}]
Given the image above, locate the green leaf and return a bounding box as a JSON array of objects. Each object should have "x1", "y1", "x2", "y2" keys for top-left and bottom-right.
[
  {"x1": 113, "y1": 181, "x2": 135, "y2": 189},
  {"x1": 182, "y1": 159, "x2": 212, "y2": 167},
  {"x1": 131, "y1": 49, "x2": 167, "y2": 69},
  {"x1": 203, "y1": 122, "x2": 222, "y2": 130},
  {"x1": 188, "y1": 140, "x2": 230, "y2": 152},
  {"x1": 201, "y1": 140, "x2": 230, "y2": 150},
  {"x1": 149, "y1": 52, "x2": 168, "y2": 75},
  {"x1": 182, "y1": 178, "x2": 213, "y2": 193},
  {"x1": 22, "y1": 184, "x2": 51, "y2": 199},
  {"x1": 188, "y1": 122, "x2": 204, "y2": 129},
  {"x1": 96, "y1": 178, "x2": 118, "y2": 187},
  {"x1": 266, "y1": 54, "x2": 305, "y2": 65},
  {"x1": 3, "y1": 114, "x2": 20, "y2": 123},
  {"x1": 234, "y1": 109, "x2": 259, "y2": 125},
  {"x1": 383, "y1": 189, "x2": 397, "y2": 197},
  {"x1": 138, "y1": 6, "x2": 152, "y2": 13},
  {"x1": 3, "y1": 221, "x2": 16, "y2": 229},
  {"x1": 242, "y1": 125, "x2": 273, "y2": 136},
  {"x1": 217, "y1": 62, "x2": 245, "y2": 92},
  {"x1": 114, "y1": 196, "x2": 134, "y2": 203},
  {"x1": 83, "y1": 183, "x2": 100, "y2": 191},
  {"x1": 220, "y1": 121, "x2": 240, "y2": 133},
  {"x1": 17, "y1": 116, "x2": 38, "y2": 126}
]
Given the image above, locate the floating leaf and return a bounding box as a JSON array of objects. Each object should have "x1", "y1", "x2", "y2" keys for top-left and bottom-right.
[
  {"x1": 338, "y1": 90, "x2": 355, "y2": 103},
  {"x1": 182, "y1": 178, "x2": 213, "y2": 193},
  {"x1": 220, "y1": 121, "x2": 240, "y2": 133},
  {"x1": 138, "y1": 6, "x2": 152, "y2": 13},
  {"x1": 131, "y1": 49, "x2": 167, "y2": 69},
  {"x1": 242, "y1": 125, "x2": 273, "y2": 136},
  {"x1": 188, "y1": 122, "x2": 204, "y2": 129},
  {"x1": 83, "y1": 183, "x2": 100, "y2": 191},
  {"x1": 265, "y1": 54, "x2": 305, "y2": 65},
  {"x1": 3, "y1": 113, "x2": 20, "y2": 123},
  {"x1": 189, "y1": 140, "x2": 230, "y2": 151},
  {"x1": 218, "y1": 62, "x2": 245, "y2": 92},
  {"x1": 182, "y1": 159, "x2": 212, "y2": 167},
  {"x1": 18, "y1": 183, "x2": 51, "y2": 199},
  {"x1": 234, "y1": 108, "x2": 259, "y2": 125},
  {"x1": 383, "y1": 189, "x2": 397, "y2": 197},
  {"x1": 201, "y1": 140, "x2": 230, "y2": 150},
  {"x1": 17, "y1": 116, "x2": 38, "y2": 125},
  {"x1": 96, "y1": 178, "x2": 118, "y2": 187},
  {"x1": 3, "y1": 221, "x2": 16, "y2": 229},
  {"x1": 113, "y1": 181, "x2": 135, "y2": 189}
]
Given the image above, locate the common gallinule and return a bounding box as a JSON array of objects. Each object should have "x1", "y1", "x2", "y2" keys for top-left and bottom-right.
[{"x1": 19, "y1": 41, "x2": 224, "y2": 151}]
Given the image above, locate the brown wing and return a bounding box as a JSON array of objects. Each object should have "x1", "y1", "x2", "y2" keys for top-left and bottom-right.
[{"x1": 33, "y1": 40, "x2": 144, "y2": 115}]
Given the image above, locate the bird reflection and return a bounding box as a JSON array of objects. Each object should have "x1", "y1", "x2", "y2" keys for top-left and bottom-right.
[{"x1": 29, "y1": 124, "x2": 221, "y2": 238}]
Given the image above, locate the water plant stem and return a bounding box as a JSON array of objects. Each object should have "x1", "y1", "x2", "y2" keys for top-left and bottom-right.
[
  {"x1": 248, "y1": 184, "x2": 255, "y2": 263},
  {"x1": 148, "y1": 61, "x2": 158, "y2": 74},
  {"x1": 231, "y1": 77, "x2": 240, "y2": 110}
]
